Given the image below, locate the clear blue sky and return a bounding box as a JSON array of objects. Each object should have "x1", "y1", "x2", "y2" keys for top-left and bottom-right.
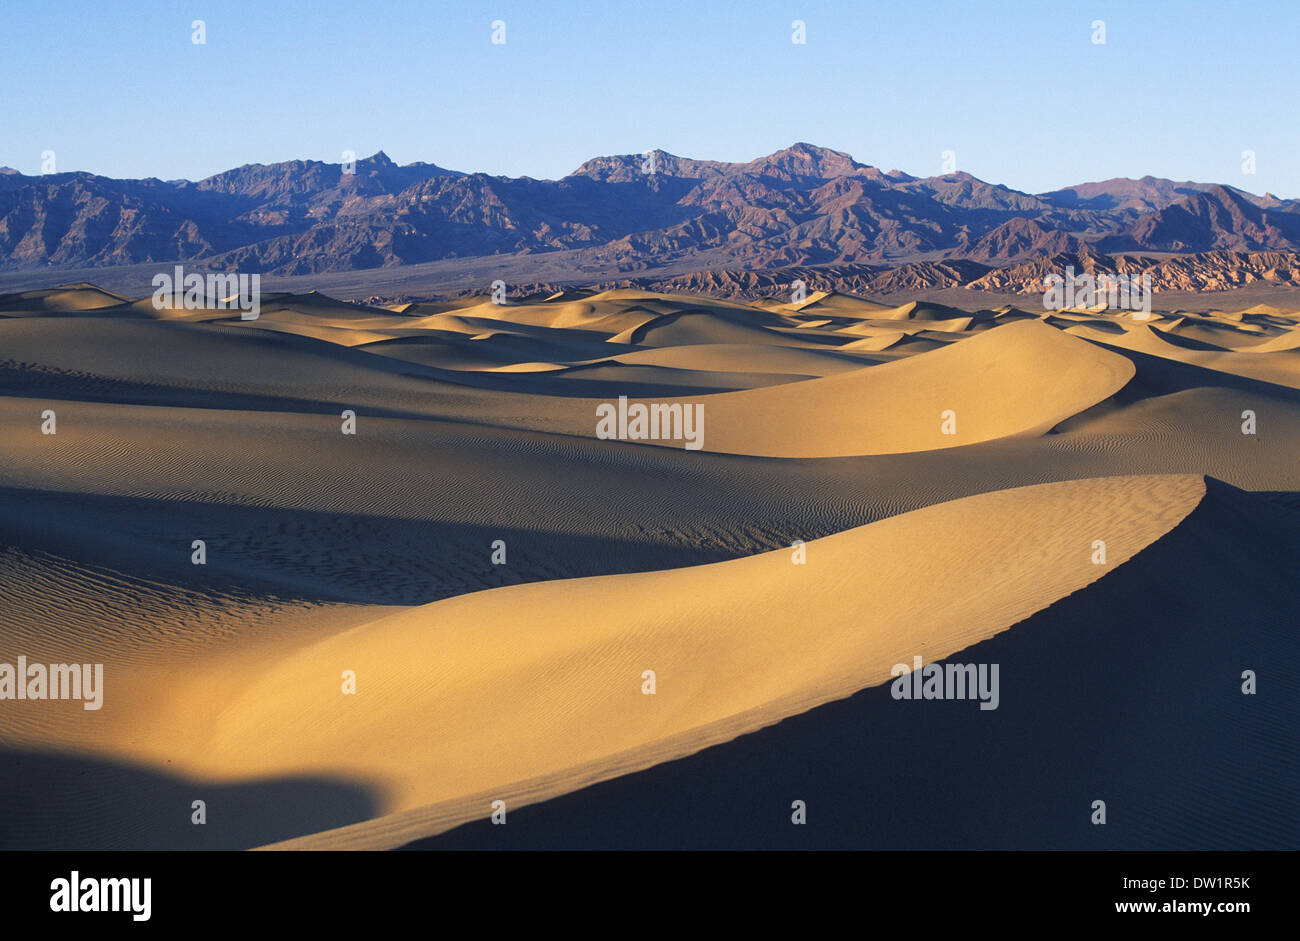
[{"x1": 3, "y1": 0, "x2": 1296, "y2": 196}]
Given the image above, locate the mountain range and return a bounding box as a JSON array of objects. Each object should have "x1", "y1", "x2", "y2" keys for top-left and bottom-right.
[{"x1": 3, "y1": 143, "x2": 1300, "y2": 283}]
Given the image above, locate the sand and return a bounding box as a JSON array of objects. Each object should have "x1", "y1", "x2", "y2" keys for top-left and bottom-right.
[{"x1": 0, "y1": 283, "x2": 1296, "y2": 850}]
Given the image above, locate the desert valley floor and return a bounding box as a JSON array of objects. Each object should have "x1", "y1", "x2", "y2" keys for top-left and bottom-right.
[{"x1": 0, "y1": 283, "x2": 1296, "y2": 849}]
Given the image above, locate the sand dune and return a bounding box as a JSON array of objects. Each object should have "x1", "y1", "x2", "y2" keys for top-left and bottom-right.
[
  {"x1": 0, "y1": 284, "x2": 131, "y2": 312},
  {"x1": 608, "y1": 342, "x2": 871, "y2": 376},
  {"x1": 785, "y1": 290, "x2": 894, "y2": 316},
  {"x1": 606, "y1": 319, "x2": 1134, "y2": 457},
  {"x1": 406, "y1": 476, "x2": 1300, "y2": 850},
  {"x1": 1, "y1": 282, "x2": 1298, "y2": 851},
  {"x1": 252, "y1": 475, "x2": 1209, "y2": 849},
  {"x1": 1068, "y1": 322, "x2": 1300, "y2": 390},
  {"x1": 0, "y1": 474, "x2": 1207, "y2": 849}
]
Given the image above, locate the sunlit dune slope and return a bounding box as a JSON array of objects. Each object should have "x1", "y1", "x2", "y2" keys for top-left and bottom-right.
[
  {"x1": 618, "y1": 319, "x2": 1135, "y2": 457},
  {"x1": 100, "y1": 474, "x2": 1204, "y2": 849}
]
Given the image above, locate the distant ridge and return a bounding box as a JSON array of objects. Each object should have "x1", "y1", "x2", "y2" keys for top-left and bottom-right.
[
  {"x1": 2, "y1": 144, "x2": 1298, "y2": 279},
  {"x1": 536, "y1": 250, "x2": 1300, "y2": 301}
]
